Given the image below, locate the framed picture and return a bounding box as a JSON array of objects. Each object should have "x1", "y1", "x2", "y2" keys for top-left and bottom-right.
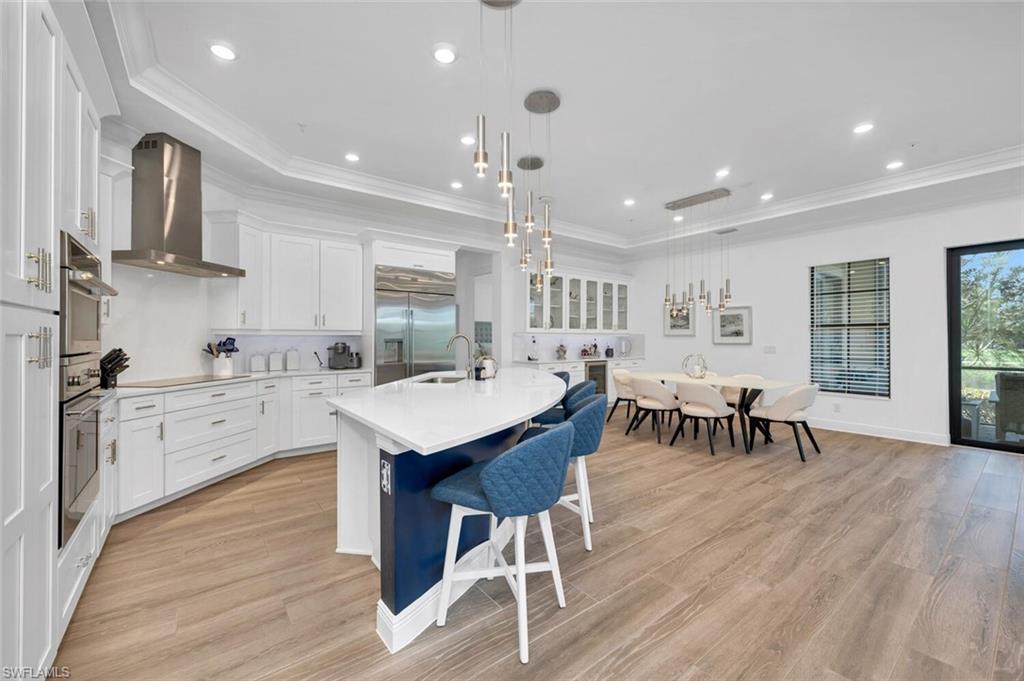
[
  {"x1": 712, "y1": 306, "x2": 753, "y2": 344},
  {"x1": 664, "y1": 306, "x2": 696, "y2": 336}
]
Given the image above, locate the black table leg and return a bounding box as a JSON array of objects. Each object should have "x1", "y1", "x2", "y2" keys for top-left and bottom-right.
[{"x1": 738, "y1": 388, "x2": 750, "y2": 453}]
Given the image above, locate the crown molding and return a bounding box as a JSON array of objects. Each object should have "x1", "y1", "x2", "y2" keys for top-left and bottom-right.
[{"x1": 627, "y1": 144, "x2": 1024, "y2": 250}]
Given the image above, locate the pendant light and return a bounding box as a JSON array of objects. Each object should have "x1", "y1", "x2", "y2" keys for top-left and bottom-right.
[
  {"x1": 504, "y1": 186, "x2": 517, "y2": 247},
  {"x1": 524, "y1": 190, "x2": 535, "y2": 231},
  {"x1": 541, "y1": 202, "x2": 552, "y2": 244},
  {"x1": 543, "y1": 243, "x2": 554, "y2": 274},
  {"x1": 473, "y1": 115, "x2": 488, "y2": 177},
  {"x1": 498, "y1": 131, "x2": 512, "y2": 198}
]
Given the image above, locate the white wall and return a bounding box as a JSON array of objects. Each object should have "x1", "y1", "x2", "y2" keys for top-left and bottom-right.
[{"x1": 629, "y1": 195, "x2": 1024, "y2": 445}]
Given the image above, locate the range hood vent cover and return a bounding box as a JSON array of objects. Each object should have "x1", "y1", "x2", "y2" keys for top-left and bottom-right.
[{"x1": 112, "y1": 133, "x2": 245, "y2": 278}]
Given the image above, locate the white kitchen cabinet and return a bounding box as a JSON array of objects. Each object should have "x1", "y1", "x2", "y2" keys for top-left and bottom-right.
[
  {"x1": 319, "y1": 240, "x2": 362, "y2": 331},
  {"x1": 117, "y1": 414, "x2": 165, "y2": 514},
  {"x1": 0, "y1": 1, "x2": 59, "y2": 311},
  {"x1": 208, "y1": 218, "x2": 266, "y2": 330},
  {"x1": 1, "y1": 304, "x2": 58, "y2": 672},
  {"x1": 270, "y1": 233, "x2": 320, "y2": 330},
  {"x1": 268, "y1": 234, "x2": 363, "y2": 332},
  {"x1": 291, "y1": 387, "x2": 337, "y2": 448},
  {"x1": 99, "y1": 402, "x2": 118, "y2": 540},
  {"x1": 57, "y1": 41, "x2": 99, "y2": 254},
  {"x1": 257, "y1": 391, "x2": 280, "y2": 458},
  {"x1": 524, "y1": 270, "x2": 629, "y2": 333}
]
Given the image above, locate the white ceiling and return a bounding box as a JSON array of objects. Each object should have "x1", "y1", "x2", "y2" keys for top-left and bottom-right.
[{"x1": 92, "y1": 1, "x2": 1023, "y2": 250}]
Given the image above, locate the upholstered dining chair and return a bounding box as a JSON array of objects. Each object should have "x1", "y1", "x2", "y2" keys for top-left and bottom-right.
[
  {"x1": 748, "y1": 384, "x2": 821, "y2": 461},
  {"x1": 520, "y1": 393, "x2": 607, "y2": 551},
  {"x1": 534, "y1": 380, "x2": 596, "y2": 425},
  {"x1": 607, "y1": 369, "x2": 636, "y2": 423},
  {"x1": 432, "y1": 422, "x2": 575, "y2": 664},
  {"x1": 627, "y1": 377, "x2": 683, "y2": 444},
  {"x1": 673, "y1": 382, "x2": 736, "y2": 455}
]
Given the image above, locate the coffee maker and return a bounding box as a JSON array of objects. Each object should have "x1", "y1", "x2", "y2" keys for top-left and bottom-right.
[{"x1": 328, "y1": 342, "x2": 362, "y2": 369}]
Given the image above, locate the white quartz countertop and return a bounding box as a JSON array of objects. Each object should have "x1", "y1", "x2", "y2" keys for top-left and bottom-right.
[
  {"x1": 115, "y1": 367, "x2": 371, "y2": 397},
  {"x1": 512, "y1": 357, "x2": 643, "y2": 365},
  {"x1": 327, "y1": 367, "x2": 566, "y2": 455}
]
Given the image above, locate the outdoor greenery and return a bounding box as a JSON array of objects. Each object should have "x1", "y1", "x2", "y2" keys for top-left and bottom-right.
[{"x1": 960, "y1": 251, "x2": 1024, "y2": 368}]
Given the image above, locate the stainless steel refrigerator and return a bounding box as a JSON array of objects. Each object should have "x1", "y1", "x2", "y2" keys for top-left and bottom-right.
[{"x1": 375, "y1": 265, "x2": 457, "y2": 386}]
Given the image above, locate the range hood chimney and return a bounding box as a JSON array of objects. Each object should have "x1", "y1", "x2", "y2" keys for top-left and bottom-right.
[{"x1": 112, "y1": 133, "x2": 245, "y2": 278}]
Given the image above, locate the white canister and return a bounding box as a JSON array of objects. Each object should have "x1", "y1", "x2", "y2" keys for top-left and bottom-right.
[
  {"x1": 249, "y1": 354, "x2": 266, "y2": 373},
  {"x1": 212, "y1": 356, "x2": 233, "y2": 377},
  {"x1": 268, "y1": 352, "x2": 283, "y2": 372},
  {"x1": 285, "y1": 349, "x2": 300, "y2": 371}
]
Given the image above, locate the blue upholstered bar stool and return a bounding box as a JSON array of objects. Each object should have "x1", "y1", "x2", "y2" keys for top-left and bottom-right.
[
  {"x1": 553, "y1": 370, "x2": 570, "y2": 387},
  {"x1": 431, "y1": 422, "x2": 575, "y2": 664},
  {"x1": 520, "y1": 394, "x2": 607, "y2": 551},
  {"x1": 533, "y1": 380, "x2": 597, "y2": 425}
]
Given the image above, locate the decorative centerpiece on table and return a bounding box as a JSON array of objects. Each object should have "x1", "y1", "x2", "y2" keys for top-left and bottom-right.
[{"x1": 682, "y1": 353, "x2": 708, "y2": 379}]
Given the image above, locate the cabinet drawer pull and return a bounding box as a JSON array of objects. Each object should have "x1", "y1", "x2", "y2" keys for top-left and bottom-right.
[
  {"x1": 328, "y1": 410, "x2": 339, "y2": 416},
  {"x1": 135, "y1": 404, "x2": 157, "y2": 411},
  {"x1": 211, "y1": 454, "x2": 228, "y2": 462},
  {"x1": 211, "y1": 418, "x2": 227, "y2": 425},
  {"x1": 308, "y1": 381, "x2": 323, "y2": 385},
  {"x1": 263, "y1": 384, "x2": 276, "y2": 389},
  {"x1": 347, "y1": 378, "x2": 363, "y2": 383},
  {"x1": 308, "y1": 391, "x2": 324, "y2": 396},
  {"x1": 210, "y1": 392, "x2": 227, "y2": 398}
]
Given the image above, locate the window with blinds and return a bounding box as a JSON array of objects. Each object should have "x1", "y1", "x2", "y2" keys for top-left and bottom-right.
[{"x1": 810, "y1": 258, "x2": 891, "y2": 397}]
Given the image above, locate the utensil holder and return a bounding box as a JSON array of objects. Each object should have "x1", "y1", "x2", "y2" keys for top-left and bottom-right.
[{"x1": 212, "y1": 356, "x2": 233, "y2": 377}]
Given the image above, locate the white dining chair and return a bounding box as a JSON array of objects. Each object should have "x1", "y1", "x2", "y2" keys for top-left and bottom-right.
[
  {"x1": 673, "y1": 382, "x2": 736, "y2": 455},
  {"x1": 627, "y1": 377, "x2": 683, "y2": 444},
  {"x1": 720, "y1": 373, "x2": 764, "y2": 409},
  {"x1": 607, "y1": 369, "x2": 636, "y2": 424},
  {"x1": 748, "y1": 384, "x2": 821, "y2": 461}
]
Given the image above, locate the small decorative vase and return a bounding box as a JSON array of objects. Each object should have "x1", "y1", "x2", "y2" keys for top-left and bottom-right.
[{"x1": 682, "y1": 353, "x2": 707, "y2": 379}]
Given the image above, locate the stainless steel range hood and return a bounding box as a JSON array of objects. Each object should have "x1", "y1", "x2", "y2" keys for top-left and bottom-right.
[{"x1": 112, "y1": 133, "x2": 245, "y2": 278}]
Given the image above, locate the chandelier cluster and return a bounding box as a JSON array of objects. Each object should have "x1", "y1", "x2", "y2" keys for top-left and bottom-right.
[
  {"x1": 472, "y1": 0, "x2": 556, "y2": 281},
  {"x1": 664, "y1": 193, "x2": 735, "y2": 320}
]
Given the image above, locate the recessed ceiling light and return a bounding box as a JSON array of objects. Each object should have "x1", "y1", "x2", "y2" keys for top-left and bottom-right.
[
  {"x1": 715, "y1": 168, "x2": 730, "y2": 179},
  {"x1": 853, "y1": 122, "x2": 874, "y2": 134},
  {"x1": 155, "y1": 260, "x2": 165, "y2": 265},
  {"x1": 623, "y1": 198, "x2": 635, "y2": 207},
  {"x1": 344, "y1": 152, "x2": 359, "y2": 162},
  {"x1": 673, "y1": 215, "x2": 684, "y2": 222},
  {"x1": 886, "y1": 160, "x2": 904, "y2": 170},
  {"x1": 220, "y1": 273, "x2": 228, "y2": 277},
  {"x1": 760, "y1": 192, "x2": 774, "y2": 201},
  {"x1": 460, "y1": 135, "x2": 476, "y2": 146},
  {"x1": 210, "y1": 43, "x2": 236, "y2": 61},
  {"x1": 433, "y1": 44, "x2": 457, "y2": 65},
  {"x1": 450, "y1": 181, "x2": 463, "y2": 189}
]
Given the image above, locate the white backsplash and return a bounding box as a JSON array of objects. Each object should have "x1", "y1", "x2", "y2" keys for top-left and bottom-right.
[
  {"x1": 214, "y1": 334, "x2": 364, "y2": 373},
  {"x1": 512, "y1": 333, "x2": 645, "y2": 362}
]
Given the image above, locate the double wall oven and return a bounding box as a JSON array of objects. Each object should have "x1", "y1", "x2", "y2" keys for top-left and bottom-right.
[{"x1": 59, "y1": 234, "x2": 117, "y2": 548}]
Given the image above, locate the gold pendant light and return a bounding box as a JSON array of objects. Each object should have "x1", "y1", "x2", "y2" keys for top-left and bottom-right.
[
  {"x1": 473, "y1": 115, "x2": 488, "y2": 177},
  {"x1": 498, "y1": 131, "x2": 512, "y2": 198},
  {"x1": 504, "y1": 185, "x2": 518, "y2": 247},
  {"x1": 541, "y1": 202, "x2": 552, "y2": 243},
  {"x1": 524, "y1": 190, "x2": 535, "y2": 231}
]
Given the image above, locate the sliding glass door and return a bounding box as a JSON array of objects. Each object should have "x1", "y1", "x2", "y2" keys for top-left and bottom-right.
[{"x1": 947, "y1": 239, "x2": 1024, "y2": 453}]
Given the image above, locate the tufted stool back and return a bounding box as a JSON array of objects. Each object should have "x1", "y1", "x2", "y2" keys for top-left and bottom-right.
[
  {"x1": 564, "y1": 380, "x2": 597, "y2": 413},
  {"x1": 566, "y1": 394, "x2": 608, "y2": 458},
  {"x1": 481, "y1": 422, "x2": 575, "y2": 519}
]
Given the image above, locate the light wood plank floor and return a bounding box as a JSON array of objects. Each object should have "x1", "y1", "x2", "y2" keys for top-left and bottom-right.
[{"x1": 56, "y1": 418, "x2": 1024, "y2": 680}]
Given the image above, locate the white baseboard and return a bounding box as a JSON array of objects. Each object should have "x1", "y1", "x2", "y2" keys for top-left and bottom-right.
[
  {"x1": 377, "y1": 520, "x2": 514, "y2": 653},
  {"x1": 808, "y1": 417, "x2": 950, "y2": 446}
]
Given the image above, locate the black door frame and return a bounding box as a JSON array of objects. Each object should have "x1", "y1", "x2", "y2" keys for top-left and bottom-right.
[{"x1": 946, "y1": 238, "x2": 1024, "y2": 454}]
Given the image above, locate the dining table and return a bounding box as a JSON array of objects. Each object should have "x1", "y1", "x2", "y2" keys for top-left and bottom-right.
[{"x1": 630, "y1": 371, "x2": 802, "y2": 453}]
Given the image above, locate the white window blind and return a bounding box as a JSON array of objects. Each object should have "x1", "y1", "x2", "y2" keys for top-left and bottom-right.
[{"x1": 810, "y1": 258, "x2": 891, "y2": 397}]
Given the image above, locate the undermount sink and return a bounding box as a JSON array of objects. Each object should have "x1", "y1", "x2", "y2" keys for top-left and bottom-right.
[{"x1": 417, "y1": 376, "x2": 466, "y2": 384}]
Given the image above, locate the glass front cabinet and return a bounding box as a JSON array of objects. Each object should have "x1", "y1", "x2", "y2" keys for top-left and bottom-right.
[{"x1": 525, "y1": 272, "x2": 629, "y2": 332}]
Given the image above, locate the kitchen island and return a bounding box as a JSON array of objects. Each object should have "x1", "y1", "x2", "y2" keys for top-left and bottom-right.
[{"x1": 328, "y1": 368, "x2": 565, "y2": 652}]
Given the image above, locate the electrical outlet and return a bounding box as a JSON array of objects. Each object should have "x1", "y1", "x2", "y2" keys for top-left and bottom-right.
[
  {"x1": 763, "y1": 345, "x2": 777, "y2": 354},
  {"x1": 832, "y1": 403, "x2": 841, "y2": 414}
]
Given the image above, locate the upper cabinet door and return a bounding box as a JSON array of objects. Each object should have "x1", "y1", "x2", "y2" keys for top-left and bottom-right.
[
  {"x1": 527, "y1": 276, "x2": 544, "y2": 330},
  {"x1": 269, "y1": 234, "x2": 319, "y2": 330},
  {"x1": 319, "y1": 241, "x2": 362, "y2": 331},
  {"x1": 616, "y1": 283, "x2": 629, "y2": 331},
  {"x1": 58, "y1": 54, "x2": 82, "y2": 243},
  {"x1": 236, "y1": 226, "x2": 264, "y2": 329},
  {"x1": 601, "y1": 281, "x2": 614, "y2": 330},
  {"x1": 1, "y1": 1, "x2": 59, "y2": 311},
  {"x1": 567, "y1": 277, "x2": 582, "y2": 330},
  {"x1": 585, "y1": 279, "x2": 599, "y2": 330},
  {"x1": 548, "y1": 274, "x2": 565, "y2": 331},
  {"x1": 78, "y1": 94, "x2": 99, "y2": 249}
]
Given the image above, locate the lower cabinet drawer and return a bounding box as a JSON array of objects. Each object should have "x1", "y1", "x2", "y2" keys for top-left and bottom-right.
[
  {"x1": 165, "y1": 431, "x2": 256, "y2": 496},
  {"x1": 337, "y1": 372, "x2": 371, "y2": 388},
  {"x1": 539, "y1": 364, "x2": 561, "y2": 373},
  {"x1": 58, "y1": 507, "x2": 97, "y2": 623},
  {"x1": 164, "y1": 398, "x2": 257, "y2": 453},
  {"x1": 119, "y1": 394, "x2": 164, "y2": 421},
  {"x1": 164, "y1": 381, "x2": 257, "y2": 413},
  {"x1": 292, "y1": 375, "x2": 338, "y2": 391}
]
